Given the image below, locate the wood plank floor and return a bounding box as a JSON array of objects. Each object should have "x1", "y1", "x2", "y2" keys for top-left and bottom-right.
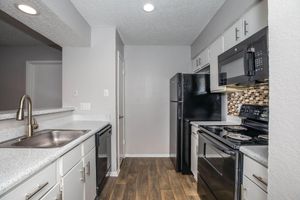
[{"x1": 98, "y1": 158, "x2": 200, "y2": 200}]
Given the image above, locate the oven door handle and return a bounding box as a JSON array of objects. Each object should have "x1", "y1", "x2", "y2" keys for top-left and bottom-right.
[{"x1": 198, "y1": 130, "x2": 237, "y2": 156}]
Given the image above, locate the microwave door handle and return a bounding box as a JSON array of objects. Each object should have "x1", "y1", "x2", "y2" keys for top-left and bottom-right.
[{"x1": 246, "y1": 48, "x2": 255, "y2": 76}]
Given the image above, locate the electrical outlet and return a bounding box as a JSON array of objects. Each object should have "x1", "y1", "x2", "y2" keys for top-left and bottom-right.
[{"x1": 80, "y1": 103, "x2": 91, "y2": 111}]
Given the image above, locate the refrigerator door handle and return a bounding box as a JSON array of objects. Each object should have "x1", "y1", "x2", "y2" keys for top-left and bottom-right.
[{"x1": 178, "y1": 103, "x2": 182, "y2": 119}]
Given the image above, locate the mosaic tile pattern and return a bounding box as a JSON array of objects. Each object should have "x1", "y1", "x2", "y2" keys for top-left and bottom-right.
[{"x1": 227, "y1": 84, "x2": 269, "y2": 116}]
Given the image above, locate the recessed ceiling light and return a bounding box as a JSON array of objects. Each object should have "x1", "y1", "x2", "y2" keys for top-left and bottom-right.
[
  {"x1": 17, "y1": 4, "x2": 38, "y2": 15},
  {"x1": 143, "y1": 3, "x2": 155, "y2": 12}
]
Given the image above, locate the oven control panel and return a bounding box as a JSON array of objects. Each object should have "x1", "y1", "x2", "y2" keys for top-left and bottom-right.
[{"x1": 239, "y1": 104, "x2": 269, "y2": 121}]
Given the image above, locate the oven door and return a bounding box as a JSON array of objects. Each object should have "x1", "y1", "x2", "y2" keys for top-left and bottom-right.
[{"x1": 198, "y1": 131, "x2": 240, "y2": 200}]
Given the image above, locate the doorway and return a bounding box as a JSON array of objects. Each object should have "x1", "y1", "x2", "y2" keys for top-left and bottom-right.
[{"x1": 117, "y1": 51, "x2": 125, "y2": 169}]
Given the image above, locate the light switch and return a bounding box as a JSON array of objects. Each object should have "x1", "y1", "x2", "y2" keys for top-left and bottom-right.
[
  {"x1": 104, "y1": 89, "x2": 109, "y2": 97},
  {"x1": 80, "y1": 103, "x2": 91, "y2": 111}
]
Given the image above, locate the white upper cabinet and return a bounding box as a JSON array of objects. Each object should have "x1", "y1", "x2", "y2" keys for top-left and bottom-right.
[
  {"x1": 223, "y1": 0, "x2": 268, "y2": 51},
  {"x1": 192, "y1": 48, "x2": 209, "y2": 72},
  {"x1": 209, "y1": 36, "x2": 226, "y2": 92},
  {"x1": 242, "y1": 0, "x2": 268, "y2": 39},
  {"x1": 223, "y1": 19, "x2": 243, "y2": 51}
]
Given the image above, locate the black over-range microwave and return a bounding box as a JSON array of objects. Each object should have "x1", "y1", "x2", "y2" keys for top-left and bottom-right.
[{"x1": 218, "y1": 27, "x2": 269, "y2": 87}]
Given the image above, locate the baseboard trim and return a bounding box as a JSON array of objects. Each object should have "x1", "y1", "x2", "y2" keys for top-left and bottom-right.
[
  {"x1": 125, "y1": 154, "x2": 169, "y2": 158},
  {"x1": 109, "y1": 170, "x2": 120, "y2": 177}
]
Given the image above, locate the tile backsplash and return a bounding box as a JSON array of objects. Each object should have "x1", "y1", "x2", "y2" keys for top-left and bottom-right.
[{"x1": 227, "y1": 84, "x2": 269, "y2": 116}]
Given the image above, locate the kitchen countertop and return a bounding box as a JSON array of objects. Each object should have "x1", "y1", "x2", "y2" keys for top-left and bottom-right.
[
  {"x1": 240, "y1": 145, "x2": 268, "y2": 167},
  {"x1": 0, "y1": 107, "x2": 75, "y2": 121},
  {"x1": 0, "y1": 120, "x2": 109, "y2": 197},
  {"x1": 190, "y1": 121, "x2": 241, "y2": 127}
]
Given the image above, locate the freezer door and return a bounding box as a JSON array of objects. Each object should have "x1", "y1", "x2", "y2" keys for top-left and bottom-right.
[
  {"x1": 170, "y1": 73, "x2": 182, "y2": 102},
  {"x1": 170, "y1": 101, "x2": 182, "y2": 171}
]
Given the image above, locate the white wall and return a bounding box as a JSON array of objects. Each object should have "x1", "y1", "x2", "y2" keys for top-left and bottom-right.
[
  {"x1": 0, "y1": 46, "x2": 62, "y2": 110},
  {"x1": 124, "y1": 46, "x2": 191, "y2": 156},
  {"x1": 268, "y1": 0, "x2": 300, "y2": 199},
  {"x1": 63, "y1": 27, "x2": 118, "y2": 172}
]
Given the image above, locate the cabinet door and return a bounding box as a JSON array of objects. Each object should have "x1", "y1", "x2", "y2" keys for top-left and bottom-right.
[
  {"x1": 191, "y1": 131, "x2": 198, "y2": 181},
  {"x1": 209, "y1": 36, "x2": 226, "y2": 92},
  {"x1": 40, "y1": 184, "x2": 61, "y2": 200},
  {"x1": 223, "y1": 19, "x2": 243, "y2": 51},
  {"x1": 193, "y1": 49, "x2": 209, "y2": 72},
  {"x1": 242, "y1": 176, "x2": 267, "y2": 200},
  {"x1": 83, "y1": 148, "x2": 97, "y2": 200},
  {"x1": 62, "y1": 160, "x2": 84, "y2": 200},
  {"x1": 243, "y1": 0, "x2": 268, "y2": 39}
]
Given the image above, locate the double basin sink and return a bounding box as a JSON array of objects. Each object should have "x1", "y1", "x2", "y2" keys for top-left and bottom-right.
[{"x1": 0, "y1": 129, "x2": 89, "y2": 148}]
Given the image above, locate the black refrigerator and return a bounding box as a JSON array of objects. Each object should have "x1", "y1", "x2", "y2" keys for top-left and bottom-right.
[{"x1": 170, "y1": 73, "x2": 222, "y2": 174}]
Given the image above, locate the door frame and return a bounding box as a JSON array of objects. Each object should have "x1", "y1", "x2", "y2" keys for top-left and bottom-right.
[{"x1": 116, "y1": 51, "x2": 126, "y2": 170}]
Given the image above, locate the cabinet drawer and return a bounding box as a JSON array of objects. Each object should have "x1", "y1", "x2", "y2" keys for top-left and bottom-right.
[
  {"x1": 40, "y1": 183, "x2": 60, "y2": 200},
  {"x1": 243, "y1": 155, "x2": 268, "y2": 192},
  {"x1": 242, "y1": 176, "x2": 267, "y2": 200},
  {"x1": 2, "y1": 162, "x2": 57, "y2": 200},
  {"x1": 82, "y1": 135, "x2": 95, "y2": 156},
  {"x1": 59, "y1": 145, "x2": 81, "y2": 176}
]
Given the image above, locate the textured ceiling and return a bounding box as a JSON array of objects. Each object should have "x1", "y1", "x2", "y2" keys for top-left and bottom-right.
[
  {"x1": 71, "y1": 0, "x2": 226, "y2": 45},
  {"x1": 0, "y1": 0, "x2": 90, "y2": 46}
]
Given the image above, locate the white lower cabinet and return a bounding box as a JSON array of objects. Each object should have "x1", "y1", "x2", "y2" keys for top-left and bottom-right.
[
  {"x1": 2, "y1": 136, "x2": 97, "y2": 200},
  {"x1": 242, "y1": 177, "x2": 267, "y2": 200},
  {"x1": 60, "y1": 137, "x2": 96, "y2": 200},
  {"x1": 83, "y1": 148, "x2": 96, "y2": 200},
  {"x1": 242, "y1": 155, "x2": 267, "y2": 200},
  {"x1": 62, "y1": 160, "x2": 85, "y2": 200},
  {"x1": 191, "y1": 126, "x2": 198, "y2": 181}
]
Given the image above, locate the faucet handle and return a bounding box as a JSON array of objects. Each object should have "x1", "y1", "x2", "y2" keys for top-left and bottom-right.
[{"x1": 32, "y1": 118, "x2": 39, "y2": 130}]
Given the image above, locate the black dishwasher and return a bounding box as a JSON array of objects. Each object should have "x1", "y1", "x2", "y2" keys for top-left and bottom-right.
[{"x1": 95, "y1": 124, "x2": 112, "y2": 195}]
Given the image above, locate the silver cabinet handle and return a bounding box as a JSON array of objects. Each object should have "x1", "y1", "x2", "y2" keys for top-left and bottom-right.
[
  {"x1": 252, "y1": 174, "x2": 268, "y2": 186},
  {"x1": 80, "y1": 167, "x2": 85, "y2": 182},
  {"x1": 235, "y1": 27, "x2": 240, "y2": 41},
  {"x1": 25, "y1": 182, "x2": 48, "y2": 200},
  {"x1": 85, "y1": 161, "x2": 91, "y2": 176},
  {"x1": 244, "y1": 20, "x2": 249, "y2": 36}
]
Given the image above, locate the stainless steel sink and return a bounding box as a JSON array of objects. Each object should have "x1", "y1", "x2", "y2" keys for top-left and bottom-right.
[{"x1": 0, "y1": 129, "x2": 89, "y2": 148}]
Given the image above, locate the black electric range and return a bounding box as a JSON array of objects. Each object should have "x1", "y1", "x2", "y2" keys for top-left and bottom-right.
[
  {"x1": 199, "y1": 124, "x2": 268, "y2": 149},
  {"x1": 197, "y1": 104, "x2": 269, "y2": 200},
  {"x1": 199, "y1": 104, "x2": 269, "y2": 149}
]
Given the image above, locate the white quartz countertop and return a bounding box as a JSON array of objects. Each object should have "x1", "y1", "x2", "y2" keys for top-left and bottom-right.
[
  {"x1": 240, "y1": 145, "x2": 268, "y2": 167},
  {"x1": 190, "y1": 121, "x2": 241, "y2": 127},
  {"x1": 0, "y1": 120, "x2": 109, "y2": 197}
]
